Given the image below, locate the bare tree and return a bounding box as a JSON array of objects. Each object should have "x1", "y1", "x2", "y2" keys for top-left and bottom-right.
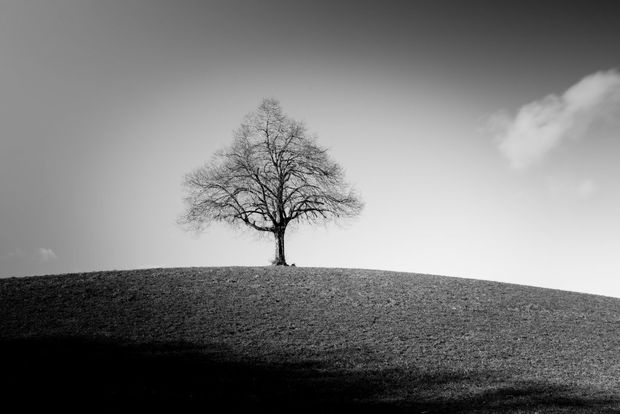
[{"x1": 179, "y1": 98, "x2": 363, "y2": 265}]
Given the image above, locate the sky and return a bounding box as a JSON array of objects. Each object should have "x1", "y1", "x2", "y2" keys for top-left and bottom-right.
[{"x1": 1, "y1": 0, "x2": 619, "y2": 298}]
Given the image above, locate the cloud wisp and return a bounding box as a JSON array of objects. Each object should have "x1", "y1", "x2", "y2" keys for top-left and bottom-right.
[
  {"x1": 0, "y1": 248, "x2": 26, "y2": 261},
  {"x1": 546, "y1": 177, "x2": 598, "y2": 199},
  {"x1": 36, "y1": 248, "x2": 58, "y2": 262},
  {"x1": 489, "y1": 70, "x2": 620, "y2": 169},
  {"x1": 0, "y1": 248, "x2": 58, "y2": 263}
]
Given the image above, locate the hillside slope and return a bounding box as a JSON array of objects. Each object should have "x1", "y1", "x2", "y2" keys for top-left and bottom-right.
[{"x1": 1, "y1": 267, "x2": 619, "y2": 412}]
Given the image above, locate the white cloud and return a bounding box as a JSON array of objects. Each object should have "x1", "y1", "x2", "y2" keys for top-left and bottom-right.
[
  {"x1": 489, "y1": 70, "x2": 620, "y2": 169},
  {"x1": 35, "y1": 248, "x2": 58, "y2": 262}
]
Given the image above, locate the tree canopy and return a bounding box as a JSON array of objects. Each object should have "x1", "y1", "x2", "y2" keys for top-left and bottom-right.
[{"x1": 180, "y1": 98, "x2": 363, "y2": 265}]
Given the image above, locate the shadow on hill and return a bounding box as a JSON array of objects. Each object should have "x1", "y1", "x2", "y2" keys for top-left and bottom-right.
[{"x1": 0, "y1": 336, "x2": 617, "y2": 412}]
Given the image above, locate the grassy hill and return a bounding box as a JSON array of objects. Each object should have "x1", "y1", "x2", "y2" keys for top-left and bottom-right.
[{"x1": 1, "y1": 267, "x2": 619, "y2": 412}]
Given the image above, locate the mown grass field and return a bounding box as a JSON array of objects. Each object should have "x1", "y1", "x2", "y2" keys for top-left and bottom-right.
[{"x1": 1, "y1": 267, "x2": 619, "y2": 412}]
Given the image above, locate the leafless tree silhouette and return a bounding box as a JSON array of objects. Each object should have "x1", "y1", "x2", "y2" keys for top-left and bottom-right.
[{"x1": 180, "y1": 98, "x2": 363, "y2": 265}]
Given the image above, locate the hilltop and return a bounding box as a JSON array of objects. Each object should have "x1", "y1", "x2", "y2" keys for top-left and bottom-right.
[{"x1": 1, "y1": 267, "x2": 619, "y2": 412}]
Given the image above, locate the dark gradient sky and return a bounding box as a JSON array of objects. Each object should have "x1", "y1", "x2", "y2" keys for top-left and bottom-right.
[{"x1": 1, "y1": 0, "x2": 619, "y2": 297}]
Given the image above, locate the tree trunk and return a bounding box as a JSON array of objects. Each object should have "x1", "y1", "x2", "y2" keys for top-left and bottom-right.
[{"x1": 273, "y1": 227, "x2": 287, "y2": 266}]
